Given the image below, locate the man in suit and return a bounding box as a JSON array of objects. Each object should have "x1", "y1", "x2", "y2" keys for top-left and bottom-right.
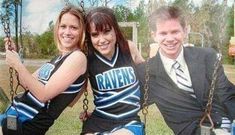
[{"x1": 137, "y1": 6, "x2": 235, "y2": 135}]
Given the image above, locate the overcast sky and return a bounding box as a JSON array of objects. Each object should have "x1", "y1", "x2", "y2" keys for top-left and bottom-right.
[{"x1": 0, "y1": 0, "x2": 234, "y2": 36}]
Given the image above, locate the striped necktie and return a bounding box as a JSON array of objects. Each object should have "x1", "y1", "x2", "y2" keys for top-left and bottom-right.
[{"x1": 172, "y1": 61, "x2": 196, "y2": 98}]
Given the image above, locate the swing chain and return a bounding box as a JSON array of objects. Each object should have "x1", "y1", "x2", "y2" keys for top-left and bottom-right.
[
  {"x1": 9, "y1": 68, "x2": 14, "y2": 102},
  {"x1": 1, "y1": 0, "x2": 23, "y2": 102},
  {"x1": 142, "y1": 58, "x2": 150, "y2": 125},
  {"x1": 79, "y1": 0, "x2": 88, "y2": 118},
  {"x1": 200, "y1": 53, "x2": 222, "y2": 128},
  {"x1": 82, "y1": 79, "x2": 89, "y2": 117},
  {"x1": 83, "y1": 88, "x2": 89, "y2": 117},
  {"x1": 1, "y1": 1, "x2": 14, "y2": 103},
  {"x1": 79, "y1": 0, "x2": 84, "y2": 10},
  {"x1": 205, "y1": 53, "x2": 222, "y2": 111},
  {"x1": 1, "y1": 1, "x2": 11, "y2": 47},
  {"x1": 79, "y1": 0, "x2": 86, "y2": 17}
]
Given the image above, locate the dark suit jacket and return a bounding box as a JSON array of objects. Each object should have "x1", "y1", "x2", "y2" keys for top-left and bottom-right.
[{"x1": 137, "y1": 47, "x2": 235, "y2": 135}]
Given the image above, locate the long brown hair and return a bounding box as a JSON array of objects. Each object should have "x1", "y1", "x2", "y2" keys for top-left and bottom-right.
[
  {"x1": 86, "y1": 7, "x2": 130, "y2": 56},
  {"x1": 54, "y1": 5, "x2": 86, "y2": 53}
]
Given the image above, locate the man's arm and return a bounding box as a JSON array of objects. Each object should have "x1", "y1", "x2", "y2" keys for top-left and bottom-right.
[{"x1": 136, "y1": 60, "x2": 155, "y2": 107}]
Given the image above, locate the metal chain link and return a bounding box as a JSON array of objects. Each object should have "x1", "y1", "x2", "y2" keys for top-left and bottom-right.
[
  {"x1": 79, "y1": 0, "x2": 84, "y2": 10},
  {"x1": 1, "y1": 2, "x2": 11, "y2": 47},
  {"x1": 15, "y1": 71, "x2": 25, "y2": 94},
  {"x1": 83, "y1": 87, "x2": 89, "y2": 117},
  {"x1": 79, "y1": 0, "x2": 86, "y2": 18},
  {"x1": 205, "y1": 53, "x2": 222, "y2": 111},
  {"x1": 76, "y1": 0, "x2": 89, "y2": 117},
  {"x1": 142, "y1": 58, "x2": 150, "y2": 125},
  {"x1": 1, "y1": 1, "x2": 15, "y2": 103},
  {"x1": 200, "y1": 53, "x2": 222, "y2": 129},
  {"x1": 1, "y1": 0, "x2": 23, "y2": 103},
  {"x1": 9, "y1": 67, "x2": 14, "y2": 102},
  {"x1": 63, "y1": 0, "x2": 88, "y2": 118}
]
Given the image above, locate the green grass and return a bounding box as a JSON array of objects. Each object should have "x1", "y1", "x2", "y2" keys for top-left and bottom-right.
[
  {"x1": 46, "y1": 96, "x2": 173, "y2": 135},
  {"x1": 1, "y1": 61, "x2": 234, "y2": 135}
]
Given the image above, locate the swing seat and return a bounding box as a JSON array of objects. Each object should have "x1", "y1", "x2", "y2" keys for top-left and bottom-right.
[{"x1": 1, "y1": 115, "x2": 23, "y2": 135}]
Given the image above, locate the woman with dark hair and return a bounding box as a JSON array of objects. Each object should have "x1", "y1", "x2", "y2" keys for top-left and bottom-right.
[
  {"x1": 1, "y1": 5, "x2": 87, "y2": 135},
  {"x1": 81, "y1": 7, "x2": 144, "y2": 135}
]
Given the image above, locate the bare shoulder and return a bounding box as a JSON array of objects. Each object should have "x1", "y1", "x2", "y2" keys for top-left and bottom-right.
[
  {"x1": 62, "y1": 50, "x2": 87, "y2": 73},
  {"x1": 66, "y1": 50, "x2": 87, "y2": 63},
  {"x1": 127, "y1": 40, "x2": 144, "y2": 64},
  {"x1": 70, "y1": 50, "x2": 86, "y2": 59},
  {"x1": 127, "y1": 40, "x2": 136, "y2": 49},
  {"x1": 127, "y1": 40, "x2": 139, "y2": 54}
]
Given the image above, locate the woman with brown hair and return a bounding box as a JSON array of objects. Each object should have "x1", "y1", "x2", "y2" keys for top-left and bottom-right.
[
  {"x1": 1, "y1": 5, "x2": 87, "y2": 135},
  {"x1": 81, "y1": 7, "x2": 144, "y2": 135}
]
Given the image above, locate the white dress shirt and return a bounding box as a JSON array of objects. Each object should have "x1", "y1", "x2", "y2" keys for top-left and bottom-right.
[{"x1": 159, "y1": 47, "x2": 193, "y2": 87}]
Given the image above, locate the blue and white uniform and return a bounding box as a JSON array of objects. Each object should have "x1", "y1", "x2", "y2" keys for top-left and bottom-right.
[
  {"x1": 82, "y1": 46, "x2": 143, "y2": 135},
  {"x1": 1, "y1": 52, "x2": 86, "y2": 135}
]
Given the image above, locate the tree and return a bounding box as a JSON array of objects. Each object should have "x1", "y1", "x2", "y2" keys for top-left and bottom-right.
[
  {"x1": 100, "y1": 0, "x2": 113, "y2": 7},
  {"x1": 21, "y1": 31, "x2": 36, "y2": 58},
  {"x1": 0, "y1": 37, "x2": 4, "y2": 52},
  {"x1": 114, "y1": 5, "x2": 132, "y2": 22},
  {"x1": 133, "y1": 0, "x2": 149, "y2": 45},
  {"x1": 224, "y1": 4, "x2": 234, "y2": 63},
  {"x1": 19, "y1": 20, "x2": 56, "y2": 59},
  {"x1": 113, "y1": 5, "x2": 133, "y2": 40}
]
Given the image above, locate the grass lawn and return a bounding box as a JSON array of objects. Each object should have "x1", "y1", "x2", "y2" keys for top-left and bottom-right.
[
  {"x1": 46, "y1": 102, "x2": 173, "y2": 135},
  {"x1": 0, "y1": 60, "x2": 234, "y2": 135}
]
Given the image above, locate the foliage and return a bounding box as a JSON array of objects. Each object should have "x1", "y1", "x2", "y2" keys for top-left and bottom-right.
[
  {"x1": 0, "y1": 37, "x2": 4, "y2": 51},
  {"x1": 133, "y1": 0, "x2": 150, "y2": 57},
  {"x1": 171, "y1": 0, "x2": 234, "y2": 64},
  {"x1": 0, "y1": 0, "x2": 234, "y2": 63},
  {"x1": 113, "y1": 1, "x2": 150, "y2": 56},
  {"x1": 224, "y1": 4, "x2": 234, "y2": 64},
  {"x1": 34, "y1": 30, "x2": 57, "y2": 58},
  {"x1": 113, "y1": 5, "x2": 133, "y2": 40}
]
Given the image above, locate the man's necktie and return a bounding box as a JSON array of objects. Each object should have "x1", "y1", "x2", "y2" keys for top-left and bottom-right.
[{"x1": 172, "y1": 61, "x2": 196, "y2": 98}]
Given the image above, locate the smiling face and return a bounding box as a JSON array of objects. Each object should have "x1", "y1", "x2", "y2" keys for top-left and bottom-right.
[
  {"x1": 89, "y1": 23, "x2": 117, "y2": 60},
  {"x1": 152, "y1": 18, "x2": 186, "y2": 59},
  {"x1": 58, "y1": 13, "x2": 81, "y2": 53}
]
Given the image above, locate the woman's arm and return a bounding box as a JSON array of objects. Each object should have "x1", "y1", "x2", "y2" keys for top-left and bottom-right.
[
  {"x1": 128, "y1": 40, "x2": 145, "y2": 64},
  {"x1": 6, "y1": 50, "x2": 87, "y2": 103}
]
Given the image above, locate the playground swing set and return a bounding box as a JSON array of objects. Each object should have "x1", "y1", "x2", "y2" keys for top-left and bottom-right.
[{"x1": 0, "y1": 0, "x2": 225, "y2": 135}]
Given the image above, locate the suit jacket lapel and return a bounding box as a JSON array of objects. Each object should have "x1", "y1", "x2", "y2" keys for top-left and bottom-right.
[
  {"x1": 184, "y1": 47, "x2": 205, "y2": 104},
  {"x1": 149, "y1": 52, "x2": 178, "y2": 89}
]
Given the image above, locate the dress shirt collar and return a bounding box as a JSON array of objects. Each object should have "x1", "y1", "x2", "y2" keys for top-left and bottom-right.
[{"x1": 159, "y1": 46, "x2": 187, "y2": 74}]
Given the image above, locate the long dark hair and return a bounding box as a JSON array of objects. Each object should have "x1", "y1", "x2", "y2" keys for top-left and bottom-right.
[{"x1": 86, "y1": 7, "x2": 130, "y2": 57}]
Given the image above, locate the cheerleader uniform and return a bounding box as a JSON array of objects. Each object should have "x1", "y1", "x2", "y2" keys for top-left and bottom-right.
[
  {"x1": 1, "y1": 51, "x2": 86, "y2": 135},
  {"x1": 82, "y1": 46, "x2": 144, "y2": 135}
]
